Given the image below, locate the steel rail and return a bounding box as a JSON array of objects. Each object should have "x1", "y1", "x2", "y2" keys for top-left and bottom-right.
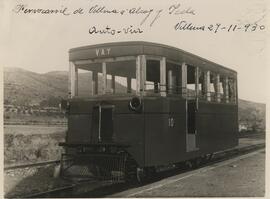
[
  {"x1": 4, "y1": 159, "x2": 60, "y2": 171},
  {"x1": 238, "y1": 132, "x2": 265, "y2": 138},
  {"x1": 25, "y1": 184, "x2": 75, "y2": 198}
]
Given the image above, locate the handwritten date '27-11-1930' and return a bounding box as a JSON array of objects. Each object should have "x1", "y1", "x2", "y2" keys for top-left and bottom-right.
[{"x1": 175, "y1": 21, "x2": 265, "y2": 33}]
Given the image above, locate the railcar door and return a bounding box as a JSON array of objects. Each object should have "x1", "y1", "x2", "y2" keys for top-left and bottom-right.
[
  {"x1": 186, "y1": 100, "x2": 199, "y2": 152},
  {"x1": 100, "y1": 105, "x2": 114, "y2": 142},
  {"x1": 91, "y1": 105, "x2": 114, "y2": 143}
]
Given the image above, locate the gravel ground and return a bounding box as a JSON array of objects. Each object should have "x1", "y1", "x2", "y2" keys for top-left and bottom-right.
[
  {"x1": 4, "y1": 165, "x2": 72, "y2": 198},
  {"x1": 5, "y1": 132, "x2": 65, "y2": 165},
  {"x1": 4, "y1": 125, "x2": 67, "y2": 135},
  {"x1": 118, "y1": 149, "x2": 265, "y2": 197}
]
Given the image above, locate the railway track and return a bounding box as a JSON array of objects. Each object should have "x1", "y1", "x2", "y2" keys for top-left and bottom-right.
[
  {"x1": 5, "y1": 134, "x2": 263, "y2": 172},
  {"x1": 4, "y1": 160, "x2": 60, "y2": 171},
  {"x1": 238, "y1": 132, "x2": 265, "y2": 138},
  {"x1": 11, "y1": 140, "x2": 264, "y2": 198},
  {"x1": 25, "y1": 185, "x2": 75, "y2": 198}
]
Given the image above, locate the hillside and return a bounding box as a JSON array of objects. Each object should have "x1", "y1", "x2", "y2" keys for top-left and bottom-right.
[
  {"x1": 4, "y1": 67, "x2": 68, "y2": 106},
  {"x1": 238, "y1": 99, "x2": 265, "y2": 132},
  {"x1": 3, "y1": 67, "x2": 266, "y2": 132},
  {"x1": 4, "y1": 67, "x2": 127, "y2": 106}
]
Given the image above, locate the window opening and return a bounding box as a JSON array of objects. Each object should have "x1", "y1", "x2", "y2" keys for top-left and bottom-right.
[
  {"x1": 219, "y1": 76, "x2": 226, "y2": 102},
  {"x1": 145, "y1": 60, "x2": 160, "y2": 94},
  {"x1": 209, "y1": 73, "x2": 216, "y2": 101},
  {"x1": 187, "y1": 65, "x2": 196, "y2": 99},
  {"x1": 106, "y1": 60, "x2": 136, "y2": 94},
  {"x1": 76, "y1": 63, "x2": 102, "y2": 97},
  {"x1": 77, "y1": 68, "x2": 92, "y2": 97},
  {"x1": 166, "y1": 62, "x2": 181, "y2": 94},
  {"x1": 228, "y1": 78, "x2": 236, "y2": 103},
  {"x1": 198, "y1": 70, "x2": 207, "y2": 100}
]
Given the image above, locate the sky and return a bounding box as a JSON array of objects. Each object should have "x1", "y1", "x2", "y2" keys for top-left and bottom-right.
[{"x1": 0, "y1": 0, "x2": 269, "y2": 103}]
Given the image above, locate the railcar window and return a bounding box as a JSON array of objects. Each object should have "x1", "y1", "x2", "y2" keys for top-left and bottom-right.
[
  {"x1": 186, "y1": 66, "x2": 196, "y2": 98},
  {"x1": 220, "y1": 76, "x2": 226, "y2": 103},
  {"x1": 77, "y1": 69, "x2": 92, "y2": 97},
  {"x1": 115, "y1": 76, "x2": 128, "y2": 93},
  {"x1": 74, "y1": 59, "x2": 137, "y2": 97},
  {"x1": 106, "y1": 60, "x2": 137, "y2": 94},
  {"x1": 106, "y1": 74, "x2": 113, "y2": 93},
  {"x1": 145, "y1": 60, "x2": 160, "y2": 93},
  {"x1": 214, "y1": 73, "x2": 222, "y2": 102},
  {"x1": 210, "y1": 72, "x2": 220, "y2": 102},
  {"x1": 228, "y1": 78, "x2": 236, "y2": 103},
  {"x1": 198, "y1": 70, "x2": 207, "y2": 100},
  {"x1": 223, "y1": 76, "x2": 231, "y2": 103},
  {"x1": 76, "y1": 63, "x2": 103, "y2": 96},
  {"x1": 210, "y1": 73, "x2": 216, "y2": 102},
  {"x1": 166, "y1": 62, "x2": 181, "y2": 94}
]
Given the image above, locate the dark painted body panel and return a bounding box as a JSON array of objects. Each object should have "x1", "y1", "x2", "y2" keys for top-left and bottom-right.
[
  {"x1": 66, "y1": 95, "x2": 238, "y2": 167},
  {"x1": 196, "y1": 102, "x2": 238, "y2": 153}
]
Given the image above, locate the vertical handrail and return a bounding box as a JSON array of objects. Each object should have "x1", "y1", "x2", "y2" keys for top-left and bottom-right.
[{"x1": 98, "y1": 105, "x2": 101, "y2": 142}]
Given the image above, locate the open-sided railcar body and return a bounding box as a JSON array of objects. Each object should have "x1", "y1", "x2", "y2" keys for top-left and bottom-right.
[{"x1": 59, "y1": 41, "x2": 238, "y2": 181}]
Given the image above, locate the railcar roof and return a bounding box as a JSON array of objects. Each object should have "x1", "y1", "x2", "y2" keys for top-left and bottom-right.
[{"x1": 69, "y1": 41, "x2": 237, "y2": 77}]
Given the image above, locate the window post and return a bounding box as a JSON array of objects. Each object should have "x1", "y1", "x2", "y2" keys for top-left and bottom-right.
[
  {"x1": 69, "y1": 62, "x2": 78, "y2": 98},
  {"x1": 160, "y1": 57, "x2": 166, "y2": 97},
  {"x1": 195, "y1": 66, "x2": 199, "y2": 108},
  {"x1": 127, "y1": 77, "x2": 132, "y2": 93},
  {"x1": 102, "y1": 62, "x2": 107, "y2": 94},
  {"x1": 141, "y1": 55, "x2": 146, "y2": 93},
  {"x1": 168, "y1": 70, "x2": 173, "y2": 94},
  {"x1": 224, "y1": 77, "x2": 229, "y2": 103},
  {"x1": 215, "y1": 74, "x2": 221, "y2": 102},
  {"x1": 181, "y1": 63, "x2": 187, "y2": 98},
  {"x1": 235, "y1": 78, "x2": 238, "y2": 104},
  {"x1": 92, "y1": 72, "x2": 98, "y2": 95},
  {"x1": 205, "y1": 71, "x2": 211, "y2": 101},
  {"x1": 136, "y1": 55, "x2": 141, "y2": 94},
  {"x1": 195, "y1": 67, "x2": 199, "y2": 98},
  {"x1": 111, "y1": 75, "x2": 115, "y2": 94}
]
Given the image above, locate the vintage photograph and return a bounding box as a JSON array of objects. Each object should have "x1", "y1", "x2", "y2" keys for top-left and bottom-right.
[{"x1": 1, "y1": 0, "x2": 267, "y2": 198}]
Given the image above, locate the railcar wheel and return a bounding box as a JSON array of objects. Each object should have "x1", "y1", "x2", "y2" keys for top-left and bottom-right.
[
  {"x1": 136, "y1": 167, "x2": 147, "y2": 183},
  {"x1": 205, "y1": 153, "x2": 214, "y2": 162},
  {"x1": 193, "y1": 157, "x2": 203, "y2": 168},
  {"x1": 185, "y1": 160, "x2": 193, "y2": 169},
  {"x1": 136, "y1": 167, "x2": 156, "y2": 183},
  {"x1": 201, "y1": 153, "x2": 214, "y2": 164},
  {"x1": 185, "y1": 157, "x2": 203, "y2": 169}
]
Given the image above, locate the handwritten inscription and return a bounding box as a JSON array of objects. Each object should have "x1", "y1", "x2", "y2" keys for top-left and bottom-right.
[
  {"x1": 89, "y1": 25, "x2": 143, "y2": 35},
  {"x1": 13, "y1": 4, "x2": 71, "y2": 15},
  {"x1": 175, "y1": 21, "x2": 266, "y2": 33},
  {"x1": 11, "y1": 3, "x2": 266, "y2": 35},
  {"x1": 12, "y1": 3, "x2": 196, "y2": 27},
  {"x1": 168, "y1": 4, "x2": 195, "y2": 15}
]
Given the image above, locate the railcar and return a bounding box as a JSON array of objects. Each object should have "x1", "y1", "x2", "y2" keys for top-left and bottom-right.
[{"x1": 59, "y1": 41, "x2": 238, "y2": 182}]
